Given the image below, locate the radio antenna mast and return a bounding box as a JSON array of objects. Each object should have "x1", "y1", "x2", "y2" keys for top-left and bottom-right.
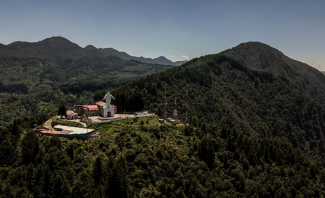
[{"x1": 173, "y1": 91, "x2": 177, "y2": 119}]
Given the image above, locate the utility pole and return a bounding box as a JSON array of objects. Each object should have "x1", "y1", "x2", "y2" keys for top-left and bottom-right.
[
  {"x1": 155, "y1": 64, "x2": 158, "y2": 83},
  {"x1": 164, "y1": 83, "x2": 167, "y2": 120},
  {"x1": 186, "y1": 84, "x2": 188, "y2": 122}
]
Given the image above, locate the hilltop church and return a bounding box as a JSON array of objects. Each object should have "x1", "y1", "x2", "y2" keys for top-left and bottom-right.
[{"x1": 70, "y1": 91, "x2": 117, "y2": 119}]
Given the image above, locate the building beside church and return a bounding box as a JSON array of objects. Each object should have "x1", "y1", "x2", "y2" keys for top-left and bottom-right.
[
  {"x1": 66, "y1": 110, "x2": 78, "y2": 120},
  {"x1": 72, "y1": 91, "x2": 117, "y2": 118}
]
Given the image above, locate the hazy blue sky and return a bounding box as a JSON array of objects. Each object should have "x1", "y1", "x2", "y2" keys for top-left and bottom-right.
[{"x1": 1, "y1": 0, "x2": 325, "y2": 69}]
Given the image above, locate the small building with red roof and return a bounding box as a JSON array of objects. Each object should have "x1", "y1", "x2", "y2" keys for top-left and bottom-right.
[
  {"x1": 73, "y1": 103, "x2": 117, "y2": 118},
  {"x1": 72, "y1": 90, "x2": 117, "y2": 118}
]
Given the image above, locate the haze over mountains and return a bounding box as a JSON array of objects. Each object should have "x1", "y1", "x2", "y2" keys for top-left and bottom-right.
[
  {"x1": 0, "y1": 36, "x2": 186, "y2": 66},
  {"x1": 0, "y1": 37, "x2": 175, "y2": 94},
  {"x1": 84, "y1": 44, "x2": 186, "y2": 66}
]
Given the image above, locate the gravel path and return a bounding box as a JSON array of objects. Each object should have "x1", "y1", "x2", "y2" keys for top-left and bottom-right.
[{"x1": 43, "y1": 118, "x2": 54, "y2": 130}]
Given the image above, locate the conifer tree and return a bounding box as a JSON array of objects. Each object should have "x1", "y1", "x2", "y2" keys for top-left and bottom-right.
[
  {"x1": 58, "y1": 105, "x2": 67, "y2": 119},
  {"x1": 21, "y1": 130, "x2": 40, "y2": 164},
  {"x1": 93, "y1": 155, "x2": 103, "y2": 185}
]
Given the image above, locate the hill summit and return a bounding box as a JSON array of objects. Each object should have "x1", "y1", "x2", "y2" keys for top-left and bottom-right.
[
  {"x1": 221, "y1": 41, "x2": 325, "y2": 107},
  {"x1": 112, "y1": 50, "x2": 325, "y2": 167}
]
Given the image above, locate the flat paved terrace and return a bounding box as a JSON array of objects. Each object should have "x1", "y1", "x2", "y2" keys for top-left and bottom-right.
[
  {"x1": 54, "y1": 125, "x2": 94, "y2": 134},
  {"x1": 58, "y1": 112, "x2": 155, "y2": 126},
  {"x1": 90, "y1": 112, "x2": 155, "y2": 123}
]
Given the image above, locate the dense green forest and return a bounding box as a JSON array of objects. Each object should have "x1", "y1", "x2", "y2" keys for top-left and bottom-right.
[
  {"x1": 111, "y1": 55, "x2": 325, "y2": 168},
  {"x1": 1, "y1": 116, "x2": 325, "y2": 197}
]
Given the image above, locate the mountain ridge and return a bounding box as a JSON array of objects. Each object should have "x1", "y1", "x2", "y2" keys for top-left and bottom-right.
[
  {"x1": 2, "y1": 36, "x2": 186, "y2": 66},
  {"x1": 111, "y1": 52, "x2": 325, "y2": 167},
  {"x1": 221, "y1": 41, "x2": 325, "y2": 107}
]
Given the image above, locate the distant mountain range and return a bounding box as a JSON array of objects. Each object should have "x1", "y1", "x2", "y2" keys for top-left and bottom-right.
[
  {"x1": 0, "y1": 37, "x2": 175, "y2": 94},
  {"x1": 84, "y1": 44, "x2": 186, "y2": 66},
  {"x1": 1, "y1": 36, "x2": 186, "y2": 66}
]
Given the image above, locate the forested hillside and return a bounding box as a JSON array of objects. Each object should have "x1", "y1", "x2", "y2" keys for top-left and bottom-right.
[
  {"x1": 111, "y1": 55, "x2": 325, "y2": 167},
  {"x1": 0, "y1": 37, "x2": 173, "y2": 126},
  {"x1": 0, "y1": 78, "x2": 130, "y2": 126},
  {"x1": 1, "y1": 116, "x2": 325, "y2": 197},
  {"x1": 2, "y1": 39, "x2": 325, "y2": 197},
  {"x1": 221, "y1": 42, "x2": 325, "y2": 107}
]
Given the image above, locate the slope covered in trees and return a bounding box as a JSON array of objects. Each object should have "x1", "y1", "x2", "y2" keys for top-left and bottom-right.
[
  {"x1": 220, "y1": 42, "x2": 325, "y2": 107},
  {"x1": 111, "y1": 55, "x2": 325, "y2": 167},
  {"x1": 0, "y1": 78, "x2": 127, "y2": 126},
  {"x1": 1, "y1": 116, "x2": 325, "y2": 197},
  {"x1": 0, "y1": 37, "x2": 173, "y2": 126}
]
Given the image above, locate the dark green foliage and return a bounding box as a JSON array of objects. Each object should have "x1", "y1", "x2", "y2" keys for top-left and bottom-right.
[
  {"x1": 105, "y1": 156, "x2": 129, "y2": 198},
  {"x1": 0, "y1": 117, "x2": 325, "y2": 197},
  {"x1": 112, "y1": 53, "x2": 325, "y2": 168},
  {"x1": 198, "y1": 135, "x2": 215, "y2": 168},
  {"x1": 94, "y1": 90, "x2": 106, "y2": 102},
  {"x1": 0, "y1": 81, "x2": 28, "y2": 94},
  {"x1": 221, "y1": 42, "x2": 325, "y2": 107},
  {"x1": 112, "y1": 86, "x2": 144, "y2": 112},
  {"x1": 0, "y1": 127, "x2": 16, "y2": 166},
  {"x1": 310, "y1": 164, "x2": 318, "y2": 180},
  {"x1": 11, "y1": 119, "x2": 20, "y2": 137},
  {"x1": 93, "y1": 156, "x2": 103, "y2": 185},
  {"x1": 58, "y1": 104, "x2": 67, "y2": 119},
  {"x1": 320, "y1": 171, "x2": 325, "y2": 184},
  {"x1": 21, "y1": 130, "x2": 39, "y2": 164},
  {"x1": 51, "y1": 170, "x2": 70, "y2": 198},
  {"x1": 45, "y1": 136, "x2": 62, "y2": 152}
]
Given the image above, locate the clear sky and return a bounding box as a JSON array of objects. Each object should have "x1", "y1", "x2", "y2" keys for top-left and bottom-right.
[{"x1": 1, "y1": 0, "x2": 325, "y2": 70}]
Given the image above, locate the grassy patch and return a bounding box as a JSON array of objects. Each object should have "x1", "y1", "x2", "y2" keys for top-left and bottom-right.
[{"x1": 52, "y1": 117, "x2": 82, "y2": 127}]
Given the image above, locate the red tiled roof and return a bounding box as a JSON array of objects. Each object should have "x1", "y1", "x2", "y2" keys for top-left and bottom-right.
[
  {"x1": 83, "y1": 105, "x2": 99, "y2": 111},
  {"x1": 34, "y1": 129, "x2": 46, "y2": 132},
  {"x1": 38, "y1": 130, "x2": 73, "y2": 134}
]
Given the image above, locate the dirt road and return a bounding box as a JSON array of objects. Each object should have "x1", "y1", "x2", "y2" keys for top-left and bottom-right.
[{"x1": 43, "y1": 118, "x2": 54, "y2": 130}]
